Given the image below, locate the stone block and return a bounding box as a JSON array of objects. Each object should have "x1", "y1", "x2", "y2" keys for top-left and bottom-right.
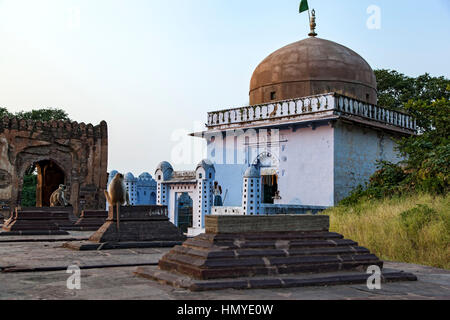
[
  {"x1": 89, "y1": 206, "x2": 185, "y2": 243},
  {"x1": 205, "y1": 215, "x2": 329, "y2": 234},
  {"x1": 64, "y1": 206, "x2": 185, "y2": 250}
]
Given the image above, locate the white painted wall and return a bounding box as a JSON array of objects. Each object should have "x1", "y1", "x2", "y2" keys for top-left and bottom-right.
[
  {"x1": 277, "y1": 124, "x2": 335, "y2": 206},
  {"x1": 207, "y1": 124, "x2": 335, "y2": 207}
]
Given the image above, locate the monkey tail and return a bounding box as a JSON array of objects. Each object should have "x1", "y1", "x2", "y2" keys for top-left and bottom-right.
[
  {"x1": 116, "y1": 203, "x2": 120, "y2": 235},
  {"x1": 104, "y1": 190, "x2": 112, "y2": 206}
]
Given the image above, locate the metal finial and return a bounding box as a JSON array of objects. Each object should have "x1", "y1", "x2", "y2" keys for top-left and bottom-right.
[{"x1": 309, "y1": 9, "x2": 318, "y2": 37}]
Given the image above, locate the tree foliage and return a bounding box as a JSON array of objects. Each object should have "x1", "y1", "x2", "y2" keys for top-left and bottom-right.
[
  {"x1": 375, "y1": 69, "x2": 450, "y2": 110},
  {"x1": 0, "y1": 107, "x2": 13, "y2": 119},
  {"x1": 13, "y1": 108, "x2": 70, "y2": 121},
  {"x1": 1, "y1": 107, "x2": 70, "y2": 122},
  {"x1": 21, "y1": 172, "x2": 37, "y2": 207}
]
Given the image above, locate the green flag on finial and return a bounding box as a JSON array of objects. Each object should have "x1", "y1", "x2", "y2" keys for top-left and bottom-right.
[{"x1": 299, "y1": 0, "x2": 309, "y2": 13}]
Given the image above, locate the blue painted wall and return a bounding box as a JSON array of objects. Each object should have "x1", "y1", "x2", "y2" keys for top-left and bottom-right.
[
  {"x1": 334, "y1": 122, "x2": 403, "y2": 203},
  {"x1": 107, "y1": 171, "x2": 157, "y2": 207}
]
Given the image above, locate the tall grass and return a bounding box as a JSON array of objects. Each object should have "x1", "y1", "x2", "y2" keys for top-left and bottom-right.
[{"x1": 323, "y1": 193, "x2": 450, "y2": 269}]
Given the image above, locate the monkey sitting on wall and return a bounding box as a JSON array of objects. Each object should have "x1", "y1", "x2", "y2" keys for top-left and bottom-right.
[
  {"x1": 104, "y1": 173, "x2": 130, "y2": 230},
  {"x1": 50, "y1": 184, "x2": 70, "y2": 207}
]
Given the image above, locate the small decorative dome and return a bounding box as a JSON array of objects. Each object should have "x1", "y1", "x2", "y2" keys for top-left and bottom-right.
[
  {"x1": 139, "y1": 172, "x2": 152, "y2": 180},
  {"x1": 156, "y1": 161, "x2": 173, "y2": 173},
  {"x1": 250, "y1": 37, "x2": 377, "y2": 105},
  {"x1": 244, "y1": 165, "x2": 260, "y2": 178},
  {"x1": 196, "y1": 159, "x2": 215, "y2": 172},
  {"x1": 124, "y1": 172, "x2": 135, "y2": 180},
  {"x1": 155, "y1": 161, "x2": 174, "y2": 180}
]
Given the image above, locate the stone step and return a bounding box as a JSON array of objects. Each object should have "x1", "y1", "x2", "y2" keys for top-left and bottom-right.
[
  {"x1": 2, "y1": 222, "x2": 61, "y2": 231},
  {"x1": 66, "y1": 222, "x2": 105, "y2": 231},
  {"x1": 196, "y1": 231, "x2": 344, "y2": 242},
  {"x1": 13, "y1": 210, "x2": 75, "y2": 229},
  {"x1": 171, "y1": 245, "x2": 371, "y2": 260},
  {"x1": 75, "y1": 219, "x2": 106, "y2": 225},
  {"x1": 71, "y1": 210, "x2": 108, "y2": 231},
  {"x1": 10, "y1": 213, "x2": 69, "y2": 219},
  {"x1": 18, "y1": 207, "x2": 73, "y2": 212},
  {"x1": 183, "y1": 238, "x2": 358, "y2": 250},
  {"x1": 0, "y1": 230, "x2": 70, "y2": 236},
  {"x1": 163, "y1": 251, "x2": 380, "y2": 269},
  {"x1": 61, "y1": 226, "x2": 96, "y2": 231},
  {"x1": 159, "y1": 258, "x2": 383, "y2": 280},
  {"x1": 79, "y1": 210, "x2": 108, "y2": 218},
  {"x1": 1, "y1": 208, "x2": 71, "y2": 235}
]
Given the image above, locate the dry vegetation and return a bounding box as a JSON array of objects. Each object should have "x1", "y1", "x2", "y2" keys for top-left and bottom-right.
[{"x1": 323, "y1": 193, "x2": 450, "y2": 269}]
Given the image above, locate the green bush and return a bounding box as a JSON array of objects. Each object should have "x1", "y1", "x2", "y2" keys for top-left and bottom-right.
[
  {"x1": 339, "y1": 161, "x2": 408, "y2": 205},
  {"x1": 339, "y1": 185, "x2": 366, "y2": 206},
  {"x1": 400, "y1": 204, "x2": 440, "y2": 239}
]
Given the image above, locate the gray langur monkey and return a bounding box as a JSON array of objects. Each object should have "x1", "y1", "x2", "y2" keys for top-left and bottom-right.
[
  {"x1": 104, "y1": 173, "x2": 130, "y2": 231},
  {"x1": 50, "y1": 184, "x2": 70, "y2": 207}
]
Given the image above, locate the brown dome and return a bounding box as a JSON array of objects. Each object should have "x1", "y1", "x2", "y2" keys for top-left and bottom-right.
[{"x1": 249, "y1": 37, "x2": 377, "y2": 105}]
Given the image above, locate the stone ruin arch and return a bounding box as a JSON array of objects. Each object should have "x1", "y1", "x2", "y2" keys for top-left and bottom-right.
[
  {"x1": 17, "y1": 156, "x2": 70, "y2": 208},
  {"x1": 0, "y1": 117, "x2": 108, "y2": 216}
]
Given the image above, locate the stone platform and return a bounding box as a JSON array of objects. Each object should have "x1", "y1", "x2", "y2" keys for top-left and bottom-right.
[
  {"x1": 135, "y1": 215, "x2": 417, "y2": 291},
  {"x1": 1, "y1": 207, "x2": 70, "y2": 236},
  {"x1": 63, "y1": 206, "x2": 186, "y2": 250},
  {"x1": 70, "y1": 210, "x2": 108, "y2": 231},
  {"x1": 1, "y1": 238, "x2": 447, "y2": 299}
]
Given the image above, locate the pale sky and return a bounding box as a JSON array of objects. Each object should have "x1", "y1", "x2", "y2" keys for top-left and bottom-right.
[{"x1": 1, "y1": 0, "x2": 449, "y2": 175}]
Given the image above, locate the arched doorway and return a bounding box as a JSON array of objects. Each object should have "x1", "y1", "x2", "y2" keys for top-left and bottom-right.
[
  {"x1": 37, "y1": 160, "x2": 66, "y2": 207},
  {"x1": 176, "y1": 193, "x2": 193, "y2": 234},
  {"x1": 150, "y1": 192, "x2": 157, "y2": 205},
  {"x1": 20, "y1": 160, "x2": 66, "y2": 207},
  {"x1": 253, "y1": 152, "x2": 280, "y2": 204},
  {"x1": 262, "y1": 174, "x2": 278, "y2": 204}
]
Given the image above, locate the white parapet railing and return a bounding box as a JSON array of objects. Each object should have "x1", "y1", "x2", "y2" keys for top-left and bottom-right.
[
  {"x1": 206, "y1": 93, "x2": 417, "y2": 132},
  {"x1": 211, "y1": 207, "x2": 244, "y2": 215}
]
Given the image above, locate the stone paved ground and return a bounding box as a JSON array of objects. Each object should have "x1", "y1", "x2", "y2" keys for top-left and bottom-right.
[{"x1": 0, "y1": 235, "x2": 449, "y2": 300}]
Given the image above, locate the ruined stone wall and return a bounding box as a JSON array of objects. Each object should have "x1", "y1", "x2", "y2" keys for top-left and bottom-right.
[{"x1": 0, "y1": 117, "x2": 108, "y2": 216}]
